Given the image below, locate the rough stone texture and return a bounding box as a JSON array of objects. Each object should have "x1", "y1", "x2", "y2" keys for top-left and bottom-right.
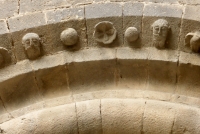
[
  {"x1": 76, "y1": 100, "x2": 102, "y2": 134},
  {"x1": 85, "y1": 3, "x2": 123, "y2": 47},
  {"x1": 67, "y1": 48, "x2": 116, "y2": 94},
  {"x1": 0, "y1": 103, "x2": 78, "y2": 134},
  {"x1": 8, "y1": 12, "x2": 46, "y2": 32},
  {"x1": 123, "y1": 2, "x2": 144, "y2": 47},
  {"x1": 0, "y1": 0, "x2": 18, "y2": 19},
  {"x1": 101, "y1": 99, "x2": 145, "y2": 134},
  {"x1": 0, "y1": 33, "x2": 16, "y2": 65},
  {"x1": 178, "y1": 0, "x2": 200, "y2": 5},
  {"x1": 142, "y1": 3, "x2": 183, "y2": 49},
  {"x1": 116, "y1": 47, "x2": 148, "y2": 91},
  {"x1": 177, "y1": 52, "x2": 200, "y2": 98},
  {"x1": 143, "y1": 100, "x2": 176, "y2": 134},
  {"x1": 19, "y1": 0, "x2": 71, "y2": 13},
  {"x1": 179, "y1": 5, "x2": 200, "y2": 53},
  {"x1": 147, "y1": 48, "x2": 178, "y2": 93},
  {"x1": 45, "y1": 7, "x2": 86, "y2": 52},
  {"x1": 0, "y1": 20, "x2": 9, "y2": 34},
  {"x1": 0, "y1": 61, "x2": 42, "y2": 112},
  {"x1": 149, "y1": 0, "x2": 179, "y2": 3},
  {"x1": 12, "y1": 14, "x2": 86, "y2": 62},
  {"x1": 173, "y1": 105, "x2": 200, "y2": 134},
  {"x1": 46, "y1": 7, "x2": 84, "y2": 24}
]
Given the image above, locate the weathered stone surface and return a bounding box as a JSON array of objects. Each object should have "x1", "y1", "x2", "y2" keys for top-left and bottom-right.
[
  {"x1": 46, "y1": 7, "x2": 84, "y2": 24},
  {"x1": 179, "y1": 5, "x2": 200, "y2": 53},
  {"x1": 147, "y1": 48, "x2": 178, "y2": 93},
  {"x1": 123, "y1": 2, "x2": 144, "y2": 47},
  {"x1": 149, "y1": 0, "x2": 178, "y2": 3},
  {"x1": 173, "y1": 105, "x2": 200, "y2": 134},
  {"x1": 19, "y1": 0, "x2": 71, "y2": 13},
  {"x1": 143, "y1": 100, "x2": 176, "y2": 134},
  {"x1": 0, "y1": 20, "x2": 9, "y2": 34},
  {"x1": 85, "y1": 3, "x2": 123, "y2": 47},
  {"x1": 0, "y1": 33, "x2": 16, "y2": 65},
  {"x1": 142, "y1": 3, "x2": 183, "y2": 49},
  {"x1": 0, "y1": 0, "x2": 18, "y2": 19},
  {"x1": 8, "y1": 12, "x2": 46, "y2": 32},
  {"x1": 45, "y1": 7, "x2": 86, "y2": 52},
  {"x1": 34, "y1": 65, "x2": 71, "y2": 100},
  {"x1": 101, "y1": 99, "x2": 145, "y2": 134},
  {"x1": 76, "y1": 100, "x2": 102, "y2": 134},
  {"x1": 178, "y1": 0, "x2": 200, "y2": 5},
  {"x1": 116, "y1": 47, "x2": 148, "y2": 91},
  {"x1": 68, "y1": 60, "x2": 116, "y2": 94},
  {"x1": 0, "y1": 103, "x2": 78, "y2": 134},
  {"x1": 177, "y1": 52, "x2": 200, "y2": 98},
  {"x1": 0, "y1": 61, "x2": 42, "y2": 112}
]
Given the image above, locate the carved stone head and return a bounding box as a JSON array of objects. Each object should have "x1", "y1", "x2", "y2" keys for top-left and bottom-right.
[
  {"x1": 93, "y1": 21, "x2": 117, "y2": 45},
  {"x1": 22, "y1": 33, "x2": 41, "y2": 60},
  {"x1": 152, "y1": 19, "x2": 170, "y2": 49},
  {"x1": 185, "y1": 31, "x2": 200, "y2": 53}
]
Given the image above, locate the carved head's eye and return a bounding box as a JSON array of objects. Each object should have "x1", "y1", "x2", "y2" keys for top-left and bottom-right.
[
  {"x1": 154, "y1": 26, "x2": 159, "y2": 31},
  {"x1": 25, "y1": 39, "x2": 30, "y2": 45},
  {"x1": 32, "y1": 38, "x2": 38, "y2": 43}
]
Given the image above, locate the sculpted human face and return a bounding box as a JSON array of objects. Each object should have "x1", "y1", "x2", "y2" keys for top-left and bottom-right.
[
  {"x1": 22, "y1": 33, "x2": 41, "y2": 60},
  {"x1": 152, "y1": 19, "x2": 169, "y2": 49}
]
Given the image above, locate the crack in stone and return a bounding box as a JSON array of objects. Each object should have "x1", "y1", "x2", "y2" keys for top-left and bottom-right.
[
  {"x1": 18, "y1": 0, "x2": 21, "y2": 14},
  {"x1": 141, "y1": 100, "x2": 147, "y2": 134},
  {"x1": 75, "y1": 102, "x2": 80, "y2": 134},
  {"x1": 100, "y1": 99, "x2": 103, "y2": 134},
  {"x1": 0, "y1": 95, "x2": 14, "y2": 119},
  {"x1": 84, "y1": 5, "x2": 89, "y2": 47},
  {"x1": 114, "y1": 49, "x2": 119, "y2": 86}
]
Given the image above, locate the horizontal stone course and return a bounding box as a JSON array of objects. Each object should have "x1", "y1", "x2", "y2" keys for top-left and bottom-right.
[{"x1": 8, "y1": 12, "x2": 46, "y2": 32}]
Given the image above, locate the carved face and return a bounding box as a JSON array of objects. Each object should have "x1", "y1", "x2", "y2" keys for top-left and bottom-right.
[
  {"x1": 93, "y1": 21, "x2": 117, "y2": 45},
  {"x1": 22, "y1": 33, "x2": 41, "y2": 60},
  {"x1": 152, "y1": 19, "x2": 170, "y2": 49},
  {"x1": 185, "y1": 31, "x2": 200, "y2": 53}
]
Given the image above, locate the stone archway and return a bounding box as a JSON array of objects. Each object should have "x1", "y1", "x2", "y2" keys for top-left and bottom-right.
[{"x1": 0, "y1": 0, "x2": 200, "y2": 133}]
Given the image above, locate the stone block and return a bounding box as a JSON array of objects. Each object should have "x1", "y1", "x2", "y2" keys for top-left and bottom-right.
[
  {"x1": 177, "y1": 52, "x2": 200, "y2": 98},
  {"x1": 144, "y1": 90, "x2": 171, "y2": 101},
  {"x1": 0, "y1": 20, "x2": 8, "y2": 34},
  {"x1": 34, "y1": 65, "x2": 71, "y2": 100},
  {"x1": 45, "y1": 7, "x2": 87, "y2": 52},
  {"x1": 46, "y1": 7, "x2": 84, "y2": 24},
  {"x1": 116, "y1": 47, "x2": 148, "y2": 91},
  {"x1": 179, "y1": 5, "x2": 200, "y2": 53},
  {"x1": 72, "y1": 0, "x2": 93, "y2": 6},
  {"x1": 149, "y1": 0, "x2": 179, "y2": 3},
  {"x1": 0, "y1": 61, "x2": 42, "y2": 112},
  {"x1": 123, "y1": 2, "x2": 144, "y2": 47},
  {"x1": 19, "y1": 0, "x2": 71, "y2": 13},
  {"x1": 178, "y1": 0, "x2": 200, "y2": 5},
  {"x1": 85, "y1": 3, "x2": 123, "y2": 47},
  {"x1": 0, "y1": 0, "x2": 18, "y2": 19},
  {"x1": 34, "y1": 104, "x2": 78, "y2": 134},
  {"x1": 0, "y1": 33, "x2": 16, "y2": 65},
  {"x1": 76, "y1": 100, "x2": 102, "y2": 134},
  {"x1": 147, "y1": 48, "x2": 178, "y2": 93},
  {"x1": 68, "y1": 59, "x2": 116, "y2": 94},
  {"x1": 143, "y1": 100, "x2": 176, "y2": 134},
  {"x1": 101, "y1": 99, "x2": 145, "y2": 134},
  {"x1": 8, "y1": 12, "x2": 46, "y2": 32},
  {"x1": 173, "y1": 105, "x2": 200, "y2": 133},
  {"x1": 142, "y1": 3, "x2": 183, "y2": 49},
  {"x1": 0, "y1": 103, "x2": 78, "y2": 134}
]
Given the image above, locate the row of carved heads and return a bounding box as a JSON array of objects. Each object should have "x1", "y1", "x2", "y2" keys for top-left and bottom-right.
[{"x1": 21, "y1": 19, "x2": 200, "y2": 60}]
